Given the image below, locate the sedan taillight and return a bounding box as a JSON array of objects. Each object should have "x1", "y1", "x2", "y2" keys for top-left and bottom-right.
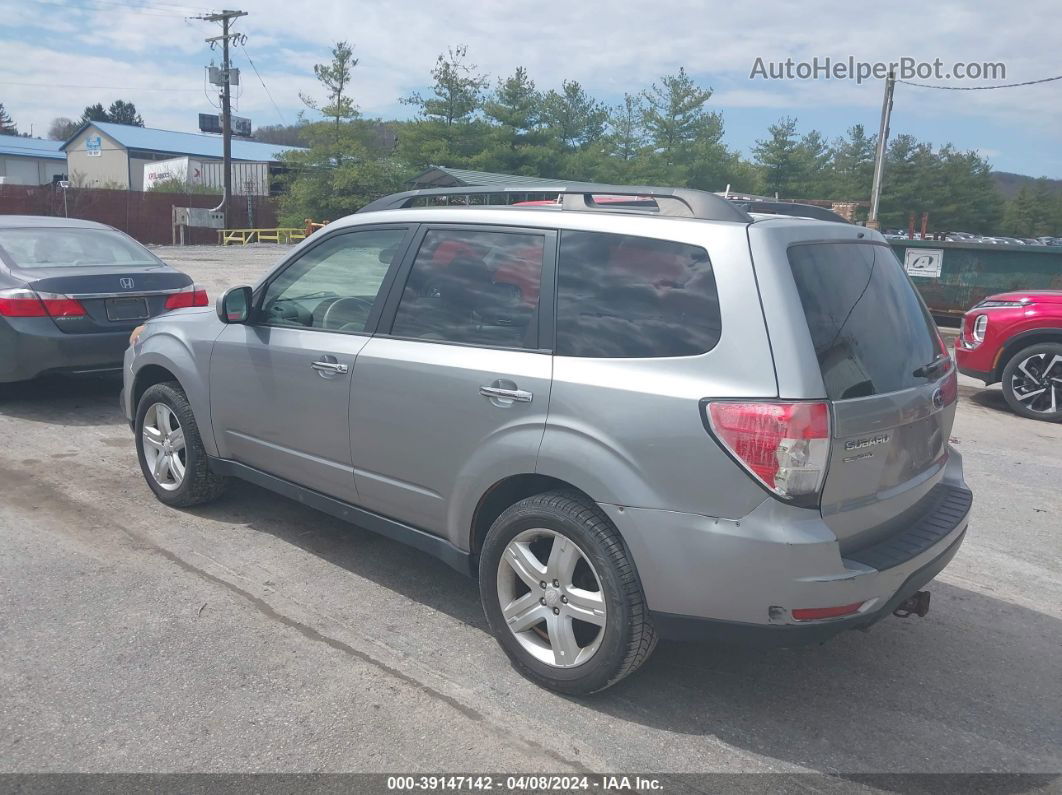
[
  {"x1": 705, "y1": 400, "x2": 830, "y2": 503},
  {"x1": 164, "y1": 284, "x2": 209, "y2": 310},
  {"x1": 0, "y1": 288, "x2": 86, "y2": 318}
]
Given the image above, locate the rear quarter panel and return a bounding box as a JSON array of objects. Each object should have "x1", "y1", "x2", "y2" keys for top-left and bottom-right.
[{"x1": 538, "y1": 221, "x2": 775, "y2": 518}]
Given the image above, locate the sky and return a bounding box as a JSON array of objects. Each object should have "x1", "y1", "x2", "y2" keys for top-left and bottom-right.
[{"x1": 1, "y1": 0, "x2": 1060, "y2": 178}]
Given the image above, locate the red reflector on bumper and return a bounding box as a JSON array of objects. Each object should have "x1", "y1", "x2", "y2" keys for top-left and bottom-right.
[{"x1": 791, "y1": 602, "x2": 864, "y2": 621}]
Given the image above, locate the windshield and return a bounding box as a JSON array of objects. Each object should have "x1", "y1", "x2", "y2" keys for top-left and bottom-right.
[{"x1": 0, "y1": 227, "x2": 160, "y2": 269}]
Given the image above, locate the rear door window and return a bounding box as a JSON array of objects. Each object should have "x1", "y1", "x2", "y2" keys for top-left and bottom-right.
[
  {"x1": 787, "y1": 241, "x2": 940, "y2": 400},
  {"x1": 556, "y1": 230, "x2": 720, "y2": 358},
  {"x1": 389, "y1": 228, "x2": 546, "y2": 349}
]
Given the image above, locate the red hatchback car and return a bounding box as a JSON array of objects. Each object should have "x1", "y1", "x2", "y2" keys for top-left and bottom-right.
[{"x1": 955, "y1": 290, "x2": 1062, "y2": 422}]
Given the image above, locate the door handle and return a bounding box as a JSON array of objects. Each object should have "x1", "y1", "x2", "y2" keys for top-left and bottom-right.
[
  {"x1": 480, "y1": 385, "x2": 532, "y2": 403},
  {"x1": 311, "y1": 359, "x2": 349, "y2": 374}
]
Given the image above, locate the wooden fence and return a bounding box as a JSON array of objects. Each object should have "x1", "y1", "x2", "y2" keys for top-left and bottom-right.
[{"x1": 0, "y1": 185, "x2": 278, "y2": 245}]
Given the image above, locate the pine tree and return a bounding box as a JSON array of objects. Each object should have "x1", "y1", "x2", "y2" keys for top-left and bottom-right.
[
  {"x1": 830, "y1": 124, "x2": 876, "y2": 199},
  {"x1": 641, "y1": 67, "x2": 718, "y2": 167},
  {"x1": 106, "y1": 100, "x2": 144, "y2": 126},
  {"x1": 753, "y1": 116, "x2": 801, "y2": 197},
  {"x1": 401, "y1": 45, "x2": 487, "y2": 127},
  {"x1": 0, "y1": 102, "x2": 19, "y2": 135},
  {"x1": 301, "y1": 41, "x2": 359, "y2": 136},
  {"x1": 542, "y1": 80, "x2": 607, "y2": 151}
]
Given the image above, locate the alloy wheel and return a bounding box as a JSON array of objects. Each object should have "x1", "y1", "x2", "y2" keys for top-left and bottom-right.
[
  {"x1": 141, "y1": 402, "x2": 186, "y2": 491},
  {"x1": 496, "y1": 528, "x2": 607, "y2": 668},
  {"x1": 1010, "y1": 352, "x2": 1062, "y2": 414}
]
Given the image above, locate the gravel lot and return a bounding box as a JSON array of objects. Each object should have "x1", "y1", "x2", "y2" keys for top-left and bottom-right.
[{"x1": 1, "y1": 244, "x2": 1060, "y2": 774}]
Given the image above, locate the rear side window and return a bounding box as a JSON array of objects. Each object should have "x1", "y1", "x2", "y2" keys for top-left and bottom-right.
[
  {"x1": 787, "y1": 242, "x2": 939, "y2": 400},
  {"x1": 556, "y1": 231, "x2": 720, "y2": 358}
]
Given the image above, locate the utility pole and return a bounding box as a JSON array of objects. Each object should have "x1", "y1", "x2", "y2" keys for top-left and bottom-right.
[
  {"x1": 194, "y1": 9, "x2": 247, "y2": 228},
  {"x1": 867, "y1": 68, "x2": 895, "y2": 230}
]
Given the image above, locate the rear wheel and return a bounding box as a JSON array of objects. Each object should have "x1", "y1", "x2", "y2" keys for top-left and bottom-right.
[
  {"x1": 135, "y1": 381, "x2": 227, "y2": 506},
  {"x1": 479, "y1": 491, "x2": 656, "y2": 694},
  {"x1": 1001, "y1": 343, "x2": 1062, "y2": 422}
]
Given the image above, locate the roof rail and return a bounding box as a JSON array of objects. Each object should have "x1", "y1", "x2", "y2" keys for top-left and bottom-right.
[
  {"x1": 357, "y1": 184, "x2": 753, "y2": 223},
  {"x1": 731, "y1": 200, "x2": 850, "y2": 224}
]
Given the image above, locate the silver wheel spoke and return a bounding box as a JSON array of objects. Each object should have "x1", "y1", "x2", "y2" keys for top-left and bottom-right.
[
  {"x1": 170, "y1": 453, "x2": 186, "y2": 481},
  {"x1": 1016, "y1": 386, "x2": 1047, "y2": 402},
  {"x1": 504, "y1": 542, "x2": 547, "y2": 590},
  {"x1": 546, "y1": 536, "x2": 580, "y2": 582},
  {"x1": 502, "y1": 592, "x2": 547, "y2": 632},
  {"x1": 1018, "y1": 358, "x2": 1041, "y2": 382},
  {"x1": 565, "y1": 587, "x2": 606, "y2": 626},
  {"x1": 156, "y1": 405, "x2": 173, "y2": 435},
  {"x1": 142, "y1": 428, "x2": 164, "y2": 451},
  {"x1": 168, "y1": 427, "x2": 185, "y2": 452},
  {"x1": 546, "y1": 613, "x2": 580, "y2": 666},
  {"x1": 154, "y1": 453, "x2": 171, "y2": 482}
]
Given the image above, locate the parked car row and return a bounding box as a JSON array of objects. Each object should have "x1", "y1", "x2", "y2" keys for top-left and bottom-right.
[{"x1": 883, "y1": 229, "x2": 1062, "y2": 246}]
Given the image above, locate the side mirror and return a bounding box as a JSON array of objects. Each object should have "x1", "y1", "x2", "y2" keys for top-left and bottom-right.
[{"x1": 217, "y1": 285, "x2": 252, "y2": 324}]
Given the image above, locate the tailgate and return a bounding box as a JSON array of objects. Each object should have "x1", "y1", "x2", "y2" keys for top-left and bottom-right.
[{"x1": 783, "y1": 236, "x2": 958, "y2": 549}]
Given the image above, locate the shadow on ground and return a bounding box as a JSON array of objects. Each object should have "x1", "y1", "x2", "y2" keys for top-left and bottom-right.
[
  {"x1": 188, "y1": 480, "x2": 1062, "y2": 775},
  {"x1": 0, "y1": 375, "x2": 125, "y2": 427}
]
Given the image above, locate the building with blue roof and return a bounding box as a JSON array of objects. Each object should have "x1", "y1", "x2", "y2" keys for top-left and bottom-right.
[
  {"x1": 0, "y1": 137, "x2": 67, "y2": 186},
  {"x1": 61, "y1": 121, "x2": 305, "y2": 192}
]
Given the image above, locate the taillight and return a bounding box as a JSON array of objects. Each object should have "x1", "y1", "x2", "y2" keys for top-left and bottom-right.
[
  {"x1": 164, "y1": 284, "x2": 209, "y2": 310},
  {"x1": 0, "y1": 288, "x2": 86, "y2": 318},
  {"x1": 705, "y1": 400, "x2": 830, "y2": 504}
]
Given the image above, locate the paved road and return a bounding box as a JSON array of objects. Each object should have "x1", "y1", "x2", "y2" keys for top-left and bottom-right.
[{"x1": 1, "y1": 246, "x2": 1059, "y2": 773}]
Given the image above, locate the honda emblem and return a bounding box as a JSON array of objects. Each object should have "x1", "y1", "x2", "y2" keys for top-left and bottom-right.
[{"x1": 120, "y1": 277, "x2": 135, "y2": 290}]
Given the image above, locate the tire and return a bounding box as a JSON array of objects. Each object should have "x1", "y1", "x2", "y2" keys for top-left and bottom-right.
[
  {"x1": 1000, "y1": 342, "x2": 1062, "y2": 422},
  {"x1": 135, "y1": 381, "x2": 228, "y2": 507},
  {"x1": 479, "y1": 490, "x2": 657, "y2": 695}
]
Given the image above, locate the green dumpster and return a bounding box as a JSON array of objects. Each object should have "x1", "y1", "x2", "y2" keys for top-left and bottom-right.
[{"x1": 889, "y1": 239, "x2": 1062, "y2": 317}]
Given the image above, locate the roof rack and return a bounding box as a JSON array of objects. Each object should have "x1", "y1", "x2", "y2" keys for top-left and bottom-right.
[
  {"x1": 357, "y1": 184, "x2": 753, "y2": 223},
  {"x1": 730, "y1": 200, "x2": 850, "y2": 224}
]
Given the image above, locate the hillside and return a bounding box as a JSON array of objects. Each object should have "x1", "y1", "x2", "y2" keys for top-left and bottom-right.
[{"x1": 991, "y1": 171, "x2": 1062, "y2": 199}]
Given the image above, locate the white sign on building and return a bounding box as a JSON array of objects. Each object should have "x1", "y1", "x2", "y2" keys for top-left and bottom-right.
[{"x1": 903, "y1": 248, "x2": 944, "y2": 278}]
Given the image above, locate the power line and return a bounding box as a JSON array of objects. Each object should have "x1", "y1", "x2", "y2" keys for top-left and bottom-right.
[
  {"x1": 897, "y1": 73, "x2": 1062, "y2": 91},
  {"x1": 240, "y1": 43, "x2": 287, "y2": 125},
  {"x1": 0, "y1": 80, "x2": 203, "y2": 92},
  {"x1": 21, "y1": 0, "x2": 210, "y2": 18}
]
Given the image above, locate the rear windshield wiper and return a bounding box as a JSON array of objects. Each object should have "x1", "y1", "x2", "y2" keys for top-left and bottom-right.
[{"x1": 913, "y1": 354, "x2": 950, "y2": 379}]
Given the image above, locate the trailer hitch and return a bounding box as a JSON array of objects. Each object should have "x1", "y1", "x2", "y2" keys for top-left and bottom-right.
[{"x1": 893, "y1": 590, "x2": 931, "y2": 618}]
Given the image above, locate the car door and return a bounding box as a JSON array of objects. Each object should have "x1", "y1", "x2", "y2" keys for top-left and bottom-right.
[
  {"x1": 209, "y1": 225, "x2": 413, "y2": 502},
  {"x1": 349, "y1": 224, "x2": 556, "y2": 537}
]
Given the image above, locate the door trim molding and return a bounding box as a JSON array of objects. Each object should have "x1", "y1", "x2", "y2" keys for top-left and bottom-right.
[{"x1": 207, "y1": 456, "x2": 475, "y2": 576}]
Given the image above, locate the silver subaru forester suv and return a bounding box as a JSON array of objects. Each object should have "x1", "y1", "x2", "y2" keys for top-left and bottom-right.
[{"x1": 122, "y1": 185, "x2": 971, "y2": 694}]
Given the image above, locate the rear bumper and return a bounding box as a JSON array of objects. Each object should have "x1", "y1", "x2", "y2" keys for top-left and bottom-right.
[
  {"x1": 650, "y1": 529, "x2": 965, "y2": 645},
  {"x1": 0, "y1": 316, "x2": 129, "y2": 383},
  {"x1": 600, "y1": 446, "x2": 971, "y2": 643}
]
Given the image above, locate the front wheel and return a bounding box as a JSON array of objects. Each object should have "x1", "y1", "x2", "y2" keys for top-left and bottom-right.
[
  {"x1": 1001, "y1": 343, "x2": 1062, "y2": 422},
  {"x1": 479, "y1": 491, "x2": 657, "y2": 695},
  {"x1": 135, "y1": 381, "x2": 228, "y2": 507}
]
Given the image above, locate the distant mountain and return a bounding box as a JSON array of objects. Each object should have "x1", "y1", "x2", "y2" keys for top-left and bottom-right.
[{"x1": 991, "y1": 171, "x2": 1062, "y2": 199}]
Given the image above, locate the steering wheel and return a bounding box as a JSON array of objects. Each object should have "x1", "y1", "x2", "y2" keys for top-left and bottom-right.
[{"x1": 321, "y1": 296, "x2": 374, "y2": 331}]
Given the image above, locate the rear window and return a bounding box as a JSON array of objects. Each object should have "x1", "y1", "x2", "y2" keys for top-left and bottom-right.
[
  {"x1": 787, "y1": 241, "x2": 939, "y2": 400},
  {"x1": 556, "y1": 230, "x2": 720, "y2": 358},
  {"x1": 0, "y1": 227, "x2": 158, "y2": 269}
]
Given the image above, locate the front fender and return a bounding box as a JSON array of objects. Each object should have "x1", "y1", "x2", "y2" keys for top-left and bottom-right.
[{"x1": 128, "y1": 314, "x2": 219, "y2": 456}]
